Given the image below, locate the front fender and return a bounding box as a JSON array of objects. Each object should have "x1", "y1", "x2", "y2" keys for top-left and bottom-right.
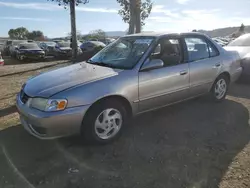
[{"x1": 53, "y1": 70, "x2": 139, "y2": 112}]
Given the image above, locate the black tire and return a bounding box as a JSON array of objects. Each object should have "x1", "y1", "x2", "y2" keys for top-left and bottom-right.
[
  {"x1": 82, "y1": 100, "x2": 127, "y2": 144},
  {"x1": 210, "y1": 74, "x2": 229, "y2": 102}
]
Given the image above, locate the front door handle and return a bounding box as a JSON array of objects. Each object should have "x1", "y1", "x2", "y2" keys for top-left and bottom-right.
[{"x1": 180, "y1": 70, "x2": 188, "y2": 75}]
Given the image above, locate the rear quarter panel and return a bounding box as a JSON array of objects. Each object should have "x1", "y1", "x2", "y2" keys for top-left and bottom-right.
[{"x1": 221, "y1": 49, "x2": 242, "y2": 82}]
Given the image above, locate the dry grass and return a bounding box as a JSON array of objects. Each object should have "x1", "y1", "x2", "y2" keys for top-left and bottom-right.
[{"x1": 0, "y1": 60, "x2": 70, "y2": 130}]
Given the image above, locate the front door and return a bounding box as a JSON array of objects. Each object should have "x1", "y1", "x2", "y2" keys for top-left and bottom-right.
[{"x1": 138, "y1": 37, "x2": 190, "y2": 113}]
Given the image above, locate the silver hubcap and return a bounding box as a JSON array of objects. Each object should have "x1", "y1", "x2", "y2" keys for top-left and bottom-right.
[
  {"x1": 215, "y1": 78, "x2": 227, "y2": 99},
  {"x1": 94, "y1": 108, "x2": 122, "y2": 140}
]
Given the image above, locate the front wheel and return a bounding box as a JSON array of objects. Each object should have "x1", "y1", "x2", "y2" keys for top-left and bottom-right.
[
  {"x1": 82, "y1": 100, "x2": 127, "y2": 144},
  {"x1": 211, "y1": 75, "x2": 229, "y2": 102}
]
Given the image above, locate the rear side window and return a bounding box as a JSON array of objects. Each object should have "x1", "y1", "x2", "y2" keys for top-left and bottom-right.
[
  {"x1": 207, "y1": 42, "x2": 219, "y2": 57},
  {"x1": 184, "y1": 37, "x2": 209, "y2": 62}
]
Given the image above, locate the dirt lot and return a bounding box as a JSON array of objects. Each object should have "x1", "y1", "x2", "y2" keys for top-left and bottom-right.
[{"x1": 0, "y1": 59, "x2": 250, "y2": 188}]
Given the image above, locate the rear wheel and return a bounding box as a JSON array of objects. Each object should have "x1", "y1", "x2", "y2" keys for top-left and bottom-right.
[
  {"x1": 82, "y1": 100, "x2": 127, "y2": 144},
  {"x1": 211, "y1": 75, "x2": 229, "y2": 102}
]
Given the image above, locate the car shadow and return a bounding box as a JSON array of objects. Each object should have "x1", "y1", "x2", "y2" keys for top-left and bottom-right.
[
  {"x1": 0, "y1": 98, "x2": 249, "y2": 188},
  {"x1": 0, "y1": 105, "x2": 17, "y2": 118},
  {"x1": 229, "y1": 83, "x2": 250, "y2": 99}
]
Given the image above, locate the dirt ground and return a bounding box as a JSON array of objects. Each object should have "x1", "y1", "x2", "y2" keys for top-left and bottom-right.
[{"x1": 0, "y1": 59, "x2": 250, "y2": 188}]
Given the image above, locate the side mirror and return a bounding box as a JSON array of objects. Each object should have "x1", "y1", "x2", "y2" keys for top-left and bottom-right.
[
  {"x1": 15, "y1": 47, "x2": 18, "y2": 50},
  {"x1": 140, "y1": 59, "x2": 164, "y2": 72}
]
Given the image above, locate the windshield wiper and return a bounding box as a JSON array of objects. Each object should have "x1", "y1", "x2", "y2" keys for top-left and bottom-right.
[{"x1": 86, "y1": 59, "x2": 116, "y2": 68}]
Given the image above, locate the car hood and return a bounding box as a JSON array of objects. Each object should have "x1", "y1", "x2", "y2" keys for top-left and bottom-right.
[
  {"x1": 224, "y1": 46, "x2": 250, "y2": 58},
  {"x1": 24, "y1": 62, "x2": 122, "y2": 98}
]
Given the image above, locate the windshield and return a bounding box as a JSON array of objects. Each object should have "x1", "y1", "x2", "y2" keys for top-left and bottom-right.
[
  {"x1": 88, "y1": 36, "x2": 155, "y2": 69},
  {"x1": 57, "y1": 42, "x2": 71, "y2": 47},
  {"x1": 228, "y1": 34, "x2": 250, "y2": 46},
  {"x1": 19, "y1": 43, "x2": 40, "y2": 49}
]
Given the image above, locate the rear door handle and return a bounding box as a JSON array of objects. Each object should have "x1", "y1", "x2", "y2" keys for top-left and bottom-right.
[{"x1": 180, "y1": 70, "x2": 188, "y2": 75}]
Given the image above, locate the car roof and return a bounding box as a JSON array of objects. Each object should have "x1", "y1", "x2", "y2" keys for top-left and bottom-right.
[{"x1": 125, "y1": 32, "x2": 208, "y2": 38}]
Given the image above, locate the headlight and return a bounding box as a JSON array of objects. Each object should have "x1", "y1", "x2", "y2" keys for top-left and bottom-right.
[{"x1": 31, "y1": 98, "x2": 67, "y2": 112}]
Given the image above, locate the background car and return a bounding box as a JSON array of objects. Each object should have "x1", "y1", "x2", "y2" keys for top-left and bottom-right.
[
  {"x1": 3, "y1": 40, "x2": 13, "y2": 56},
  {"x1": 80, "y1": 41, "x2": 105, "y2": 52},
  {"x1": 224, "y1": 33, "x2": 250, "y2": 81},
  {"x1": 39, "y1": 41, "x2": 56, "y2": 56},
  {"x1": 78, "y1": 41, "x2": 106, "y2": 61},
  {"x1": 53, "y1": 41, "x2": 72, "y2": 59},
  {"x1": 16, "y1": 42, "x2": 45, "y2": 61},
  {"x1": 9, "y1": 40, "x2": 27, "y2": 58}
]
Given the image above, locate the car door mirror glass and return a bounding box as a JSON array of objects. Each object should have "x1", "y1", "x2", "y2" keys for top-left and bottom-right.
[{"x1": 140, "y1": 59, "x2": 164, "y2": 72}]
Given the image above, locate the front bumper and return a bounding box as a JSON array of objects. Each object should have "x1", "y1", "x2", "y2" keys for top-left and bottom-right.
[
  {"x1": 19, "y1": 53, "x2": 45, "y2": 59},
  {"x1": 56, "y1": 51, "x2": 72, "y2": 57},
  {"x1": 16, "y1": 93, "x2": 90, "y2": 139}
]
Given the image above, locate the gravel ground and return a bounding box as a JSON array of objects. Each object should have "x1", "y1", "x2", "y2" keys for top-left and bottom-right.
[{"x1": 0, "y1": 59, "x2": 249, "y2": 188}]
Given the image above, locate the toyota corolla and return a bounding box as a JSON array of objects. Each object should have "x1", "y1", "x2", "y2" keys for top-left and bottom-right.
[{"x1": 16, "y1": 32, "x2": 242, "y2": 144}]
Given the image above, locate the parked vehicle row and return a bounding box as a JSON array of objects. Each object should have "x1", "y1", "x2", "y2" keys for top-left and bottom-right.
[
  {"x1": 16, "y1": 32, "x2": 243, "y2": 144},
  {"x1": 1, "y1": 37, "x2": 115, "y2": 62},
  {"x1": 212, "y1": 37, "x2": 233, "y2": 46}
]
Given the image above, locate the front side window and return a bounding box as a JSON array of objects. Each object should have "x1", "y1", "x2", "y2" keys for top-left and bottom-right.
[
  {"x1": 151, "y1": 38, "x2": 182, "y2": 67},
  {"x1": 88, "y1": 36, "x2": 155, "y2": 69},
  {"x1": 185, "y1": 37, "x2": 209, "y2": 62}
]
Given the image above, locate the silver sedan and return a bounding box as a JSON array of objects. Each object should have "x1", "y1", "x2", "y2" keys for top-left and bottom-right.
[{"x1": 16, "y1": 32, "x2": 242, "y2": 144}]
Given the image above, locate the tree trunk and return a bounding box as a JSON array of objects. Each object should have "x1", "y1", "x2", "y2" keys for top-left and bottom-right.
[
  {"x1": 70, "y1": 0, "x2": 77, "y2": 62},
  {"x1": 128, "y1": 0, "x2": 136, "y2": 34},
  {"x1": 135, "y1": 0, "x2": 141, "y2": 33}
]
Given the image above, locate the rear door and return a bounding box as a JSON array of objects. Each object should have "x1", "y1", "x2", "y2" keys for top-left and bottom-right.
[{"x1": 183, "y1": 35, "x2": 221, "y2": 96}]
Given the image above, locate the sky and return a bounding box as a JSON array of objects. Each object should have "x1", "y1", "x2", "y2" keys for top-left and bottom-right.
[{"x1": 1, "y1": 0, "x2": 250, "y2": 38}]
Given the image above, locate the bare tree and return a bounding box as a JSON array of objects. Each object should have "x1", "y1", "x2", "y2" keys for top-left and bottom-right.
[
  {"x1": 47, "y1": 0, "x2": 89, "y2": 61},
  {"x1": 117, "y1": 0, "x2": 153, "y2": 34}
]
